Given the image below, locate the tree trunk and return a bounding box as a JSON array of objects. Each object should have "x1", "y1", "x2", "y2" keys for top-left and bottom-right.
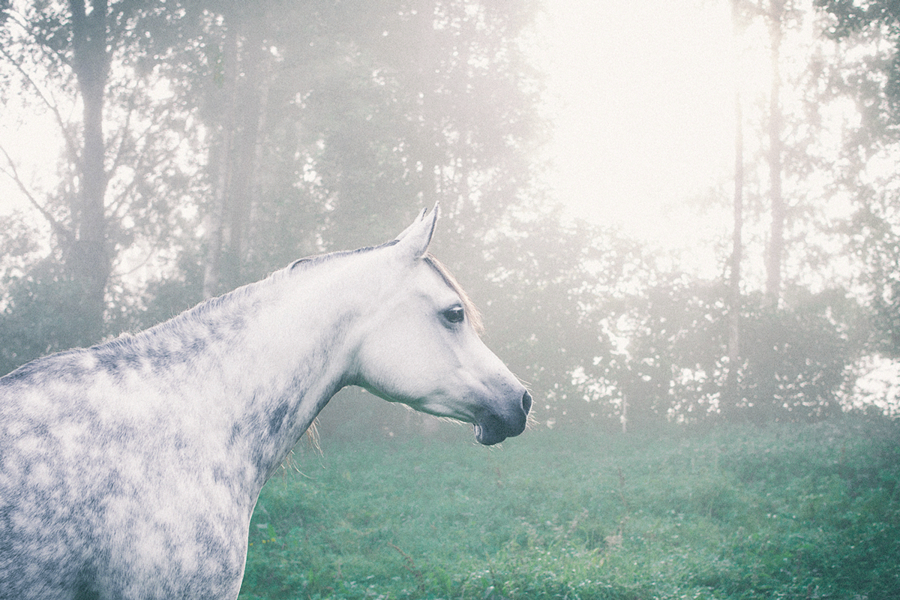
[
  {"x1": 203, "y1": 10, "x2": 269, "y2": 294},
  {"x1": 727, "y1": 90, "x2": 744, "y2": 415},
  {"x1": 202, "y1": 21, "x2": 239, "y2": 299},
  {"x1": 765, "y1": 0, "x2": 785, "y2": 306},
  {"x1": 726, "y1": 0, "x2": 745, "y2": 417},
  {"x1": 245, "y1": 24, "x2": 272, "y2": 272},
  {"x1": 224, "y1": 19, "x2": 268, "y2": 286},
  {"x1": 69, "y1": 0, "x2": 111, "y2": 344}
]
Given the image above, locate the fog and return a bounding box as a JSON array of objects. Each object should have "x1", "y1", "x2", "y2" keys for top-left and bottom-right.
[{"x1": 3, "y1": 1, "x2": 900, "y2": 597}]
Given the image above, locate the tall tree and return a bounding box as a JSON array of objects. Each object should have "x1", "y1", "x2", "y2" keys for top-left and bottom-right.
[
  {"x1": 1, "y1": 0, "x2": 547, "y2": 375},
  {"x1": 727, "y1": 0, "x2": 747, "y2": 414},
  {"x1": 201, "y1": 10, "x2": 239, "y2": 299},
  {"x1": 765, "y1": 0, "x2": 787, "y2": 306},
  {"x1": 816, "y1": 0, "x2": 900, "y2": 356},
  {"x1": 161, "y1": 0, "x2": 548, "y2": 292},
  {"x1": 68, "y1": 0, "x2": 111, "y2": 340},
  {"x1": 0, "y1": 0, "x2": 205, "y2": 365}
]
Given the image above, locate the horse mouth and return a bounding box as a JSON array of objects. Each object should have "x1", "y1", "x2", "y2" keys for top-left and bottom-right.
[
  {"x1": 473, "y1": 391, "x2": 532, "y2": 445},
  {"x1": 474, "y1": 422, "x2": 508, "y2": 445}
]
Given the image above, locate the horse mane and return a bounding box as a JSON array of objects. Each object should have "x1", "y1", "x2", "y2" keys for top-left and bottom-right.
[
  {"x1": 280, "y1": 244, "x2": 484, "y2": 335},
  {"x1": 284, "y1": 240, "x2": 400, "y2": 274},
  {"x1": 270, "y1": 240, "x2": 484, "y2": 335}
]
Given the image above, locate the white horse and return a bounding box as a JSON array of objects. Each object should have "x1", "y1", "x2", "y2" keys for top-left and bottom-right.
[{"x1": 0, "y1": 205, "x2": 531, "y2": 600}]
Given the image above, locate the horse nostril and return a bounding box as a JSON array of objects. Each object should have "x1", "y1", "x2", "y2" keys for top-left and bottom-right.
[{"x1": 521, "y1": 391, "x2": 533, "y2": 415}]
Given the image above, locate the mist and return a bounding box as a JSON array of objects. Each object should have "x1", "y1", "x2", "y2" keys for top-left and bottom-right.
[{"x1": 1, "y1": 0, "x2": 899, "y2": 597}]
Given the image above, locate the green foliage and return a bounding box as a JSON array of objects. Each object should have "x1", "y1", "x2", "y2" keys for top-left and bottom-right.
[
  {"x1": 0, "y1": 257, "x2": 88, "y2": 374},
  {"x1": 465, "y1": 210, "x2": 638, "y2": 422},
  {"x1": 813, "y1": 0, "x2": 900, "y2": 359},
  {"x1": 817, "y1": 0, "x2": 900, "y2": 123},
  {"x1": 736, "y1": 289, "x2": 864, "y2": 422},
  {"x1": 604, "y1": 277, "x2": 731, "y2": 427},
  {"x1": 238, "y1": 416, "x2": 900, "y2": 599},
  {"x1": 560, "y1": 275, "x2": 867, "y2": 429}
]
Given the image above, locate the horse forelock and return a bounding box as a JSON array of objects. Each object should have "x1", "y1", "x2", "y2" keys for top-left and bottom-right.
[{"x1": 423, "y1": 254, "x2": 484, "y2": 335}]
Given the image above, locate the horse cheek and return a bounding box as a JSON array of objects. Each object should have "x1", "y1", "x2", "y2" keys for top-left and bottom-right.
[{"x1": 356, "y1": 328, "x2": 429, "y2": 402}]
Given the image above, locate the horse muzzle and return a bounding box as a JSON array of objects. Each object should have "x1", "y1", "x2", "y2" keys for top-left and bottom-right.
[{"x1": 473, "y1": 390, "x2": 532, "y2": 445}]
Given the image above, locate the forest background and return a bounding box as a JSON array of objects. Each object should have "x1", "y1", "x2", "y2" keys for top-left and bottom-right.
[{"x1": 2, "y1": 0, "x2": 900, "y2": 433}]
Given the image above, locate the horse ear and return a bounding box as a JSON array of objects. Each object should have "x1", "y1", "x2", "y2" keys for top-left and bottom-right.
[{"x1": 394, "y1": 203, "x2": 439, "y2": 260}]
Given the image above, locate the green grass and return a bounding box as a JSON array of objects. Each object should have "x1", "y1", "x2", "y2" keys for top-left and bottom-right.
[{"x1": 238, "y1": 416, "x2": 900, "y2": 600}]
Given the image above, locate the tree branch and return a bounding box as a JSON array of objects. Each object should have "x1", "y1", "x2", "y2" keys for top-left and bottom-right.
[
  {"x1": 0, "y1": 144, "x2": 72, "y2": 244},
  {"x1": 0, "y1": 42, "x2": 80, "y2": 167}
]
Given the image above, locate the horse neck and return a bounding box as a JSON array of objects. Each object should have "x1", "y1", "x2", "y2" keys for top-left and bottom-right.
[{"x1": 153, "y1": 261, "x2": 363, "y2": 489}]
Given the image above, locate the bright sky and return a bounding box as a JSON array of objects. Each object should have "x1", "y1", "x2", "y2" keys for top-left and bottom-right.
[
  {"x1": 542, "y1": 0, "x2": 735, "y2": 251},
  {"x1": 2, "y1": 0, "x2": 739, "y2": 254}
]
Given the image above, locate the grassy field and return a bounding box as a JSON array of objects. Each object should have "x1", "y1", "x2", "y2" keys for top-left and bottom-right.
[{"x1": 238, "y1": 414, "x2": 900, "y2": 600}]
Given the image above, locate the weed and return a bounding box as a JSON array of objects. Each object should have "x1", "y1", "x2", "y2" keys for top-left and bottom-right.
[{"x1": 238, "y1": 416, "x2": 900, "y2": 599}]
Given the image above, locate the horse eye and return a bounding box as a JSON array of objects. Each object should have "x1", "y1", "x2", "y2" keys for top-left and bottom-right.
[{"x1": 443, "y1": 306, "x2": 465, "y2": 324}]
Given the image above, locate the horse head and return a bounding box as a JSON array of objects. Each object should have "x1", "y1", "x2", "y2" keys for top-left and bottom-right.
[{"x1": 350, "y1": 205, "x2": 531, "y2": 445}]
